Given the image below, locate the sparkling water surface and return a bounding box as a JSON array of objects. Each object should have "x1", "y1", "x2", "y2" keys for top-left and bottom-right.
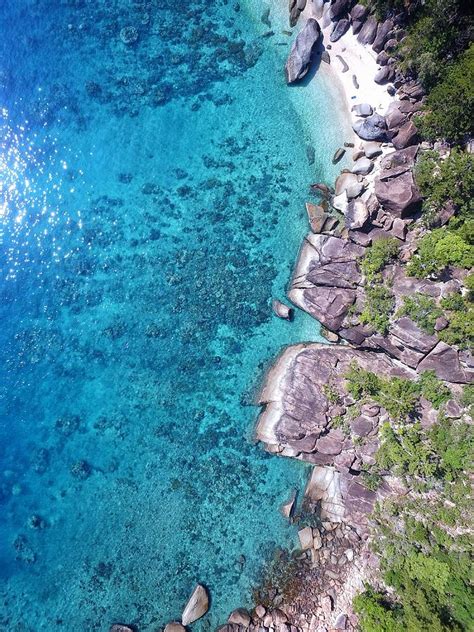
[{"x1": 0, "y1": 1, "x2": 350, "y2": 630}]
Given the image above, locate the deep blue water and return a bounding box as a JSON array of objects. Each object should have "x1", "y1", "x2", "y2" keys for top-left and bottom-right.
[{"x1": 0, "y1": 1, "x2": 349, "y2": 630}]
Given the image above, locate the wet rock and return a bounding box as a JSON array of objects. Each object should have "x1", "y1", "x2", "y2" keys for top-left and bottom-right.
[
  {"x1": 332, "y1": 147, "x2": 346, "y2": 164},
  {"x1": 228, "y1": 609, "x2": 251, "y2": 627},
  {"x1": 351, "y1": 103, "x2": 373, "y2": 117},
  {"x1": 280, "y1": 489, "x2": 297, "y2": 519},
  {"x1": 285, "y1": 19, "x2": 322, "y2": 83},
  {"x1": 330, "y1": 19, "x2": 350, "y2": 42},
  {"x1": 306, "y1": 202, "x2": 328, "y2": 233},
  {"x1": 374, "y1": 170, "x2": 422, "y2": 217},
  {"x1": 272, "y1": 299, "x2": 293, "y2": 320},
  {"x1": 27, "y1": 514, "x2": 46, "y2": 530},
  {"x1": 353, "y1": 113, "x2": 387, "y2": 141},
  {"x1": 182, "y1": 584, "x2": 209, "y2": 626}
]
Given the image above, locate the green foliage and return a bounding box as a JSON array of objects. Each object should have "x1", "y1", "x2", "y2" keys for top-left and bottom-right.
[
  {"x1": 360, "y1": 284, "x2": 394, "y2": 335},
  {"x1": 416, "y1": 44, "x2": 474, "y2": 142},
  {"x1": 396, "y1": 293, "x2": 443, "y2": 334},
  {"x1": 439, "y1": 292, "x2": 474, "y2": 350},
  {"x1": 345, "y1": 363, "x2": 380, "y2": 400},
  {"x1": 430, "y1": 417, "x2": 474, "y2": 479},
  {"x1": 461, "y1": 384, "x2": 474, "y2": 409},
  {"x1": 361, "y1": 238, "x2": 400, "y2": 281},
  {"x1": 418, "y1": 370, "x2": 451, "y2": 409},
  {"x1": 398, "y1": 0, "x2": 473, "y2": 91},
  {"x1": 377, "y1": 422, "x2": 437, "y2": 477},
  {"x1": 415, "y1": 149, "x2": 474, "y2": 226},
  {"x1": 353, "y1": 587, "x2": 401, "y2": 632},
  {"x1": 407, "y1": 228, "x2": 474, "y2": 278}
]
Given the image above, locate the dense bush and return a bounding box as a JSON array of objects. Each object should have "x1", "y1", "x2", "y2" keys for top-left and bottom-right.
[
  {"x1": 407, "y1": 228, "x2": 474, "y2": 278},
  {"x1": 360, "y1": 238, "x2": 400, "y2": 281},
  {"x1": 396, "y1": 293, "x2": 443, "y2": 334},
  {"x1": 415, "y1": 149, "x2": 474, "y2": 226},
  {"x1": 415, "y1": 43, "x2": 474, "y2": 142},
  {"x1": 359, "y1": 284, "x2": 394, "y2": 335},
  {"x1": 439, "y1": 292, "x2": 474, "y2": 349}
]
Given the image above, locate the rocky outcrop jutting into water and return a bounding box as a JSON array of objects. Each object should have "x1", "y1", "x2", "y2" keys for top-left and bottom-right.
[{"x1": 285, "y1": 19, "x2": 321, "y2": 84}]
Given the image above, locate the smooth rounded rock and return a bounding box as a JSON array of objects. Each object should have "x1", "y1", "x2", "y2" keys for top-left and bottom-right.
[
  {"x1": 352, "y1": 113, "x2": 387, "y2": 141},
  {"x1": 351, "y1": 103, "x2": 373, "y2": 117},
  {"x1": 272, "y1": 299, "x2": 293, "y2": 320},
  {"x1": 351, "y1": 157, "x2": 373, "y2": 175},
  {"x1": 285, "y1": 19, "x2": 322, "y2": 83},
  {"x1": 164, "y1": 623, "x2": 186, "y2": 632},
  {"x1": 182, "y1": 584, "x2": 209, "y2": 626},
  {"x1": 228, "y1": 608, "x2": 251, "y2": 627}
]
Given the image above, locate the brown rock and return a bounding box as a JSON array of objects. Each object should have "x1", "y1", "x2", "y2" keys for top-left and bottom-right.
[
  {"x1": 272, "y1": 299, "x2": 293, "y2": 320},
  {"x1": 391, "y1": 120, "x2": 419, "y2": 149},
  {"x1": 374, "y1": 170, "x2": 422, "y2": 217},
  {"x1": 306, "y1": 202, "x2": 328, "y2": 233},
  {"x1": 417, "y1": 342, "x2": 472, "y2": 383},
  {"x1": 228, "y1": 609, "x2": 251, "y2": 627},
  {"x1": 164, "y1": 624, "x2": 186, "y2": 632},
  {"x1": 182, "y1": 584, "x2": 209, "y2": 626}
]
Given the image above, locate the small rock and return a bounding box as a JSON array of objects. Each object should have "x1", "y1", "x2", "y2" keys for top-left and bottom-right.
[
  {"x1": 434, "y1": 315, "x2": 449, "y2": 331},
  {"x1": 332, "y1": 147, "x2": 346, "y2": 164},
  {"x1": 164, "y1": 624, "x2": 186, "y2": 632},
  {"x1": 351, "y1": 103, "x2": 373, "y2": 117},
  {"x1": 298, "y1": 526, "x2": 314, "y2": 550},
  {"x1": 228, "y1": 608, "x2": 251, "y2": 627},
  {"x1": 272, "y1": 299, "x2": 293, "y2": 320},
  {"x1": 255, "y1": 605, "x2": 266, "y2": 619},
  {"x1": 110, "y1": 626, "x2": 135, "y2": 632},
  {"x1": 352, "y1": 157, "x2": 373, "y2": 175},
  {"x1": 364, "y1": 142, "x2": 382, "y2": 158}
]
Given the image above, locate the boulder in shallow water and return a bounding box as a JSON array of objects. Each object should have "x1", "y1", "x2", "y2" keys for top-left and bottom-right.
[
  {"x1": 228, "y1": 609, "x2": 252, "y2": 627},
  {"x1": 110, "y1": 625, "x2": 135, "y2": 632},
  {"x1": 285, "y1": 19, "x2": 322, "y2": 83},
  {"x1": 164, "y1": 624, "x2": 186, "y2": 632},
  {"x1": 182, "y1": 584, "x2": 209, "y2": 626},
  {"x1": 352, "y1": 113, "x2": 387, "y2": 141},
  {"x1": 272, "y1": 299, "x2": 293, "y2": 320}
]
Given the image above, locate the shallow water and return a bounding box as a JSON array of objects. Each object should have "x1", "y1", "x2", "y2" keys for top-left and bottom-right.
[{"x1": 0, "y1": 1, "x2": 350, "y2": 630}]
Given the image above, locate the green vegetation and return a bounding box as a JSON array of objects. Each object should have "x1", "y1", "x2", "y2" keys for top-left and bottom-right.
[
  {"x1": 396, "y1": 293, "x2": 443, "y2": 334},
  {"x1": 416, "y1": 44, "x2": 474, "y2": 143},
  {"x1": 439, "y1": 292, "x2": 474, "y2": 350},
  {"x1": 360, "y1": 238, "x2": 400, "y2": 281},
  {"x1": 344, "y1": 364, "x2": 451, "y2": 420},
  {"x1": 359, "y1": 238, "x2": 400, "y2": 334},
  {"x1": 415, "y1": 149, "x2": 474, "y2": 226},
  {"x1": 407, "y1": 228, "x2": 474, "y2": 278}
]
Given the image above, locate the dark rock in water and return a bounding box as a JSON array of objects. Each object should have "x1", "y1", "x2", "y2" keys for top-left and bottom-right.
[
  {"x1": 332, "y1": 147, "x2": 346, "y2": 164},
  {"x1": 272, "y1": 299, "x2": 293, "y2": 320},
  {"x1": 374, "y1": 170, "x2": 422, "y2": 217},
  {"x1": 306, "y1": 144, "x2": 316, "y2": 164},
  {"x1": 387, "y1": 84, "x2": 396, "y2": 96},
  {"x1": 285, "y1": 18, "x2": 321, "y2": 83},
  {"x1": 306, "y1": 202, "x2": 328, "y2": 233},
  {"x1": 261, "y1": 7, "x2": 271, "y2": 27},
  {"x1": 391, "y1": 120, "x2": 419, "y2": 149},
  {"x1": 352, "y1": 113, "x2": 387, "y2": 141},
  {"x1": 357, "y1": 16, "x2": 377, "y2": 45},
  {"x1": 70, "y1": 459, "x2": 92, "y2": 480},
  {"x1": 330, "y1": 19, "x2": 350, "y2": 42},
  {"x1": 372, "y1": 19, "x2": 393, "y2": 53},
  {"x1": 110, "y1": 626, "x2": 135, "y2": 632},
  {"x1": 329, "y1": 0, "x2": 351, "y2": 20},
  {"x1": 310, "y1": 182, "x2": 333, "y2": 197}
]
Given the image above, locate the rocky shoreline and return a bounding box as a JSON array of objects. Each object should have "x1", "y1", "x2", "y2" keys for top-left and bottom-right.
[{"x1": 216, "y1": 2, "x2": 472, "y2": 632}]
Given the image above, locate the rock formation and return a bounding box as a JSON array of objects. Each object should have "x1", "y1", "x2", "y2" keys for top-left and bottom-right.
[{"x1": 285, "y1": 19, "x2": 321, "y2": 83}]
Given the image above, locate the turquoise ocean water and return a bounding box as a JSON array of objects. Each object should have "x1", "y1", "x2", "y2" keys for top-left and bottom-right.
[{"x1": 0, "y1": 1, "x2": 350, "y2": 630}]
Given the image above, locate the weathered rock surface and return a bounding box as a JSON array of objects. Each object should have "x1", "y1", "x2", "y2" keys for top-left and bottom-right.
[
  {"x1": 372, "y1": 19, "x2": 393, "y2": 53},
  {"x1": 331, "y1": 19, "x2": 350, "y2": 42},
  {"x1": 391, "y1": 120, "x2": 419, "y2": 149},
  {"x1": 357, "y1": 16, "x2": 377, "y2": 45},
  {"x1": 374, "y1": 65, "x2": 395, "y2": 84},
  {"x1": 374, "y1": 169, "x2": 422, "y2": 217},
  {"x1": 352, "y1": 157, "x2": 373, "y2": 175},
  {"x1": 228, "y1": 608, "x2": 251, "y2": 627},
  {"x1": 272, "y1": 299, "x2": 293, "y2": 320},
  {"x1": 353, "y1": 113, "x2": 387, "y2": 141},
  {"x1": 285, "y1": 19, "x2": 321, "y2": 83},
  {"x1": 182, "y1": 584, "x2": 209, "y2": 626}
]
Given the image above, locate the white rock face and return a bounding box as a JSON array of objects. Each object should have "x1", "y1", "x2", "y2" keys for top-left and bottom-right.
[{"x1": 182, "y1": 584, "x2": 209, "y2": 626}]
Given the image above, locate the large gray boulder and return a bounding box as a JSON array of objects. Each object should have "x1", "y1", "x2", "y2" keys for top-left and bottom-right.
[
  {"x1": 372, "y1": 19, "x2": 393, "y2": 53},
  {"x1": 285, "y1": 19, "x2": 322, "y2": 83},
  {"x1": 374, "y1": 65, "x2": 395, "y2": 84},
  {"x1": 353, "y1": 112, "x2": 387, "y2": 141},
  {"x1": 374, "y1": 170, "x2": 422, "y2": 217},
  {"x1": 351, "y1": 102, "x2": 373, "y2": 117},
  {"x1": 330, "y1": 18, "x2": 350, "y2": 42},
  {"x1": 182, "y1": 584, "x2": 209, "y2": 626},
  {"x1": 350, "y1": 4, "x2": 368, "y2": 34},
  {"x1": 329, "y1": 0, "x2": 351, "y2": 20},
  {"x1": 345, "y1": 199, "x2": 369, "y2": 230},
  {"x1": 357, "y1": 16, "x2": 377, "y2": 45}
]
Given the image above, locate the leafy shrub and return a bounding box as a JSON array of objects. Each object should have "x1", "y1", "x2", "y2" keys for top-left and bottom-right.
[
  {"x1": 407, "y1": 229, "x2": 474, "y2": 278},
  {"x1": 430, "y1": 417, "x2": 473, "y2": 479},
  {"x1": 416, "y1": 43, "x2": 474, "y2": 142},
  {"x1": 360, "y1": 284, "x2": 394, "y2": 335},
  {"x1": 439, "y1": 292, "x2": 474, "y2": 349},
  {"x1": 415, "y1": 149, "x2": 474, "y2": 226},
  {"x1": 418, "y1": 370, "x2": 451, "y2": 409},
  {"x1": 361, "y1": 238, "x2": 400, "y2": 281},
  {"x1": 396, "y1": 293, "x2": 443, "y2": 334}
]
